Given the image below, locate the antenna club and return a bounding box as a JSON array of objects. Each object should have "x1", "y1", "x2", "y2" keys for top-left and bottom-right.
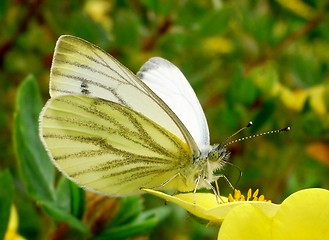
[{"x1": 247, "y1": 121, "x2": 253, "y2": 127}]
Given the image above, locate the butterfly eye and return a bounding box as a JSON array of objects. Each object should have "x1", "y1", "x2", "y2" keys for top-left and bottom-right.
[
  {"x1": 208, "y1": 150, "x2": 220, "y2": 162},
  {"x1": 208, "y1": 146, "x2": 230, "y2": 162}
]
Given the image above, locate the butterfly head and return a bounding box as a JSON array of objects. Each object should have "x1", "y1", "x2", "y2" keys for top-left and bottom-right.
[
  {"x1": 206, "y1": 144, "x2": 230, "y2": 175},
  {"x1": 207, "y1": 144, "x2": 230, "y2": 162},
  {"x1": 194, "y1": 145, "x2": 230, "y2": 177}
]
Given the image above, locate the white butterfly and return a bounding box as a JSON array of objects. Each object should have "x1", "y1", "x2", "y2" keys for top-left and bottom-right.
[{"x1": 39, "y1": 35, "x2": 230, "y2": 196}]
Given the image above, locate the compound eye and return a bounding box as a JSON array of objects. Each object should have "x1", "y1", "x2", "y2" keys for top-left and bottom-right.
[{"x1": 208, "y1": 150, "x2": 219, "y2": 162}]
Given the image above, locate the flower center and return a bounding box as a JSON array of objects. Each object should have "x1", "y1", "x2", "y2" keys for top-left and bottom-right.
[{"x1": 227, "y1": 189, "x2": 271, "y2": 203}]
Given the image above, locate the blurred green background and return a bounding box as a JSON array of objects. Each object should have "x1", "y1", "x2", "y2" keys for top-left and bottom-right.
[{"x1": 1, "y1": 0, "x2": 329, "y2": 239}]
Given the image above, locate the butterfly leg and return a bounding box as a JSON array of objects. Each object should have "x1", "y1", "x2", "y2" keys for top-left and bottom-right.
[
  {"x1": 216, "y1": 174, "x2": 234, "y2": 190},
  {"x1": 193, "y1": 175, "x2": 201, "y2": 204},
  {"x1": 203, "y1": 178, "x2": 222, "y2": 204},
  {"x1": 141, "y1": 172, "x2": 180, "y2": 191},
  {"x1": 214, "y1": 181, "x2": 222, "y2": 202}
]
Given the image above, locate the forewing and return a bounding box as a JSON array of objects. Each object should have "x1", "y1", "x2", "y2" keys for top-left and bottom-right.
[
  {"x1": 49, "y1": 35, "x2": 199, "y2": 153},
  {"x1": 40, "y1": 95, "x2": 192, "y2": 196},
  {"x1": 137, "y1": 57, "x2": 210, "y2": 147}
]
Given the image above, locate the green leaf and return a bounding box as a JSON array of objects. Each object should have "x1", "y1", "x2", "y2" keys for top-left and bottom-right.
[
  {"x1": 41, "y1": 201, "x2": 89, "y2": 234},
  {"x1": 0, "y1": 170, "x2": 14, "y2": 240},
  {"x1": 228, "y1": 67, "x2": 258, "y2": 106},
  {"x1": 68, "y1": 12, "x2": 108, "y2": 45},
  {"x1": 0, "y1": 0, "x2": 9, "y2": 18},
  {"x1": 291, "y1": 57, "x2": 324, "y2": 87},
  {"x1": 113, "y1": 10, "x2": 141, "y2": 49},
  {"x1": 251, "y1": 100, "x2": 276, "y2": 133},
  {"x1": 198, "y1": 9, "x2": 231, "y2": 36},
  {"x1": 109, "y1": 196, "x2": 143, "y2": 227},
  {"x1": 13, "y1": 75, "x2": 55, "y2": 202},
  {"x1": 95, "y1": 207, "x2": 171, "y2": 240},
  {"x1": 69, "y1": 181, "x2": 85, "y2": 219},
  {"x1": 55, "y1": 177, "x2": 85, "y2": 219},
  {"x1": 55, "y1": 176, "x2": 72, "y2": 212},
  {"x1": 141, "y1": 0, "x2": 176, "y2": 15}
]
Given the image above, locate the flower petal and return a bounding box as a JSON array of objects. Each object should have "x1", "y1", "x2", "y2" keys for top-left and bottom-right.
[
  {"x1": 207, "y1": 201, "x2": 279, "y2": 220},
  {"x1": 143, "y1": 189, "x2": 224, "y2": 223},
  {"x1": 273, "y1": 188, "x2": 329, "y2": 239},
  {"x1": 217, "y1": 203, "x2": 272, "y2": 240},
  {"x1": 144, "y1": 189, "x2": 279, "y2": 224}
]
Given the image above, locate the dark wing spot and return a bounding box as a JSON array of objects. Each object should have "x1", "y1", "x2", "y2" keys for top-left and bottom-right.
[
  {"x1": 81, "y1": 81, "x2": 90, "y2": 95},
  {"x1": 137, "y1": 72, "x2": 144, "y2": 79},
  {"x1": 136, "y1": 57, "x2": 173, "y2": 80},
  {"x1": 81, "y1": 88, "x2": 90, "y2": 94}
]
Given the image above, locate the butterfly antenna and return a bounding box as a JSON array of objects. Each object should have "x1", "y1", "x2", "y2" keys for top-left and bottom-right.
[
  {"x1": 222, "y1": 121, "x2": 253, "y2": 146},
  {"x1": 223, "y1": 126, "x2": 290, "y2": 147}
]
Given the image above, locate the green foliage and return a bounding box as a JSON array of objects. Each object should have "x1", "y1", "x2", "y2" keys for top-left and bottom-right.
[
  {"x1": 41, "y1": 200, "x2": 88, "y2": 234},
  {"x1": 14, "y1": 75, "x2": 56, "y2": 202},
  {"x1": 0, "y1": 170, "x2": 14, "y2": 239},
  {"x1": 1, "y1": 0, "x2": 329, "y2": 239},
  {"x1": 97, "y1": 204, "x2": 171, "y2": 239}
]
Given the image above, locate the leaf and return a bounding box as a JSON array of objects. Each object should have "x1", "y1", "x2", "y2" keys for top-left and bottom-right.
[
  {"x1": 0, "y1": 0, "x2": 9, "y2": 18},
  {"x1": 251, "y1": 100, "x2": 275, "y2": 133},
  {"x1": 54, "y1": 176, "x2": 72, "y2": 212},
  {"x1": 95, "y1": 207, "x2": 171, "y2": 240},
  {"x1": 41, "y1": 201, "x2": 89, "y2": 234},
  {"x1": 109, "y1": 196, "x2": 143, "y2": 227},
  {"x1": 198, "y1": 9, "x2": 231, "y2": 36},
  {"x1": 0, "y1": 170, "x2": 14, "y2": 240},
  {"x1": 55, "y1": 176, "x2": 85, "y2": 219},
  {"x1": 228, "y1": 67, "x2": 258, "y2": 106},
  {"x1": 113, "y1": 10, "x2": 141, "y2": 48},
  {"x1": 141, "y1": 0, "x2": 175, "y2": 15},
  {"x1": 69, "y1": 181, "x2": 85, "y2": 219},
  {"x1": 13, "y1": 75, "x2": 55, "y2": 202}
]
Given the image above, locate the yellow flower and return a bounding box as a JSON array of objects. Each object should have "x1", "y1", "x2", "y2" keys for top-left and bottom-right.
[
  {"x1": 250, "y1": 65, "x2": 328, "y2": 115},
  {"x1": 144, "y1": 188, "x2": 329, "y2": 239},
  {"x1": 203, "y1": 37, "x2": 234, "y2": 55},
  {"x1": 272, "y1": 188, "x2": 329, "y2": 239},
  {"x1": 276, "y1": 0, "x2": 314, "y2": 19},
  {"x1": 143, "y1": 188, "x2": 278, "y2": 225},
  {"x1": 4, "y1": 205, "x2": 26, "y2": 240},
  {"x1": 83, "y1": 0, "x2": 112, "y2": 31},
  {"x1": 277, "y1": 83, "x2": 327, "y2": 115}
]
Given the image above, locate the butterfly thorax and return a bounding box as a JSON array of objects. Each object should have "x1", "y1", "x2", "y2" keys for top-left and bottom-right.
[{"x1": 177, "y1": 145, "x2": 230, "y2": 192}]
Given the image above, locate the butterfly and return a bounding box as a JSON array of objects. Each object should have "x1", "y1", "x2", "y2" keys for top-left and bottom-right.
[{"x1": 39, "y1": 35, "x2": 230, "y2": 197}]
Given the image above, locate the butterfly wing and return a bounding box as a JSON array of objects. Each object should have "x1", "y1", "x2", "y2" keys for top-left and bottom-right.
[
  {"x1": 49, "y1": 35, "x2": 199, "y2": 153},
  {"x1": 137, "y1": 57, "x2": 210, "y2": 148},
  {"x1": 40, "y1": 95, "x2": 192, "y2": 195},
  {"x1": 39, "y1": 35, "x2": 205, "y2": 195}
]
